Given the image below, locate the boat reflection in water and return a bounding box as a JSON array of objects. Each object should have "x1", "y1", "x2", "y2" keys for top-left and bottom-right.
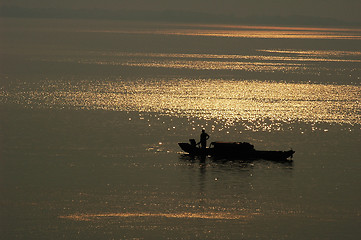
[{"x1": 179, "y1": 139, "x2": 295, "y2": 162}]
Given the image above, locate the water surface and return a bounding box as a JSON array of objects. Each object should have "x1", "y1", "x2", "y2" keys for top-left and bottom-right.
[{"x1": 1, "y1": 18, "x2": 361, "y2": 239}]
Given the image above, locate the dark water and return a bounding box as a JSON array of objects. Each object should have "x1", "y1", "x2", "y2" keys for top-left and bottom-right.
[{"x1": 1, "y1": 18, "x2": 361, "y2": 239}]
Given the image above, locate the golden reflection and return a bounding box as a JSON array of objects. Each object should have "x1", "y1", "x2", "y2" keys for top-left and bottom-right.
[
  {"x1": 4, "y1": 79, "x2": 361, "y2": 126},
  {"x1": 55, "y1": 50, "x2": 361, "y2": 72},
  {"x1": 87, "y1": 24, "x2": 361, "y2": 40},
  {"x1": 259, "y1": 49, "x2": 361, "y2": 57},
  {"x1": 163, "y1": 23, "x2": 361, "y2": 33},
  {"x1": 167, "y1": 29, "x2": 361, "y2": 40},
  {"x1": 100, "y1": 51, "x2": 361, "y2": 62},
  {"x1": 60, "y1": 212, "x2": 255, "y2": 221},
  {"x1": 122, "y1": 60, "x2": 302, "y2": 71}
]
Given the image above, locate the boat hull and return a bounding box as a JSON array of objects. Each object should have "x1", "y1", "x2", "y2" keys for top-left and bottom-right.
[
  {"x1": 178, "y1": 143, "x2": 214, "y2": 156},
  {"x1": 178, "y1": 142, "x2": 294, "y2": 161}
]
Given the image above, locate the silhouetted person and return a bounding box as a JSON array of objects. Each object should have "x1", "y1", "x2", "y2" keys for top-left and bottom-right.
[{"x1": 199, "y1": 129, "x2": 210, "y2": 149}]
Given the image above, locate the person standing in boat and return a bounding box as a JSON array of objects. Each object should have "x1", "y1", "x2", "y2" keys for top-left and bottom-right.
[{"x1": 199, "y1": 129, "x2": 210, "y2": 149}]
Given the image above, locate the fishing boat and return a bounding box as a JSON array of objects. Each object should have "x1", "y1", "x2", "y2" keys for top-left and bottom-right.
[{"x1": 178, "y1": 139, "x2": 295, "y2": 161}]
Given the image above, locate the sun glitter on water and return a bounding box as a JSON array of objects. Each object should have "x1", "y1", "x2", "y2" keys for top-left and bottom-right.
[{"x1": 2, "y1": 78, "x2": 360, "y2": 126}]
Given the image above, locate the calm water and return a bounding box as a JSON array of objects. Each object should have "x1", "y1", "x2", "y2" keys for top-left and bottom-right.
[{"x1": 1, "y1": 18, "x2": 361, "y2": 239}]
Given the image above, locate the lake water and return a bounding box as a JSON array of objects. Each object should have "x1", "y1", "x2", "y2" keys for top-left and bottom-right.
[{"x1": 1, "y1": 18, "x2": 361, "y2": 239}]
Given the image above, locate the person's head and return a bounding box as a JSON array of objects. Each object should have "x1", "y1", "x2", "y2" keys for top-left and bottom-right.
[{"x1": 202, "y1": 129, "x2": 205, "y2": 133}]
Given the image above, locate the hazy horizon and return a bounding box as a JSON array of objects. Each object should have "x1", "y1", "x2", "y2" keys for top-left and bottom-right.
[{"x1": 1, "y1": 0, "x2": 361, "y2": 26}]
